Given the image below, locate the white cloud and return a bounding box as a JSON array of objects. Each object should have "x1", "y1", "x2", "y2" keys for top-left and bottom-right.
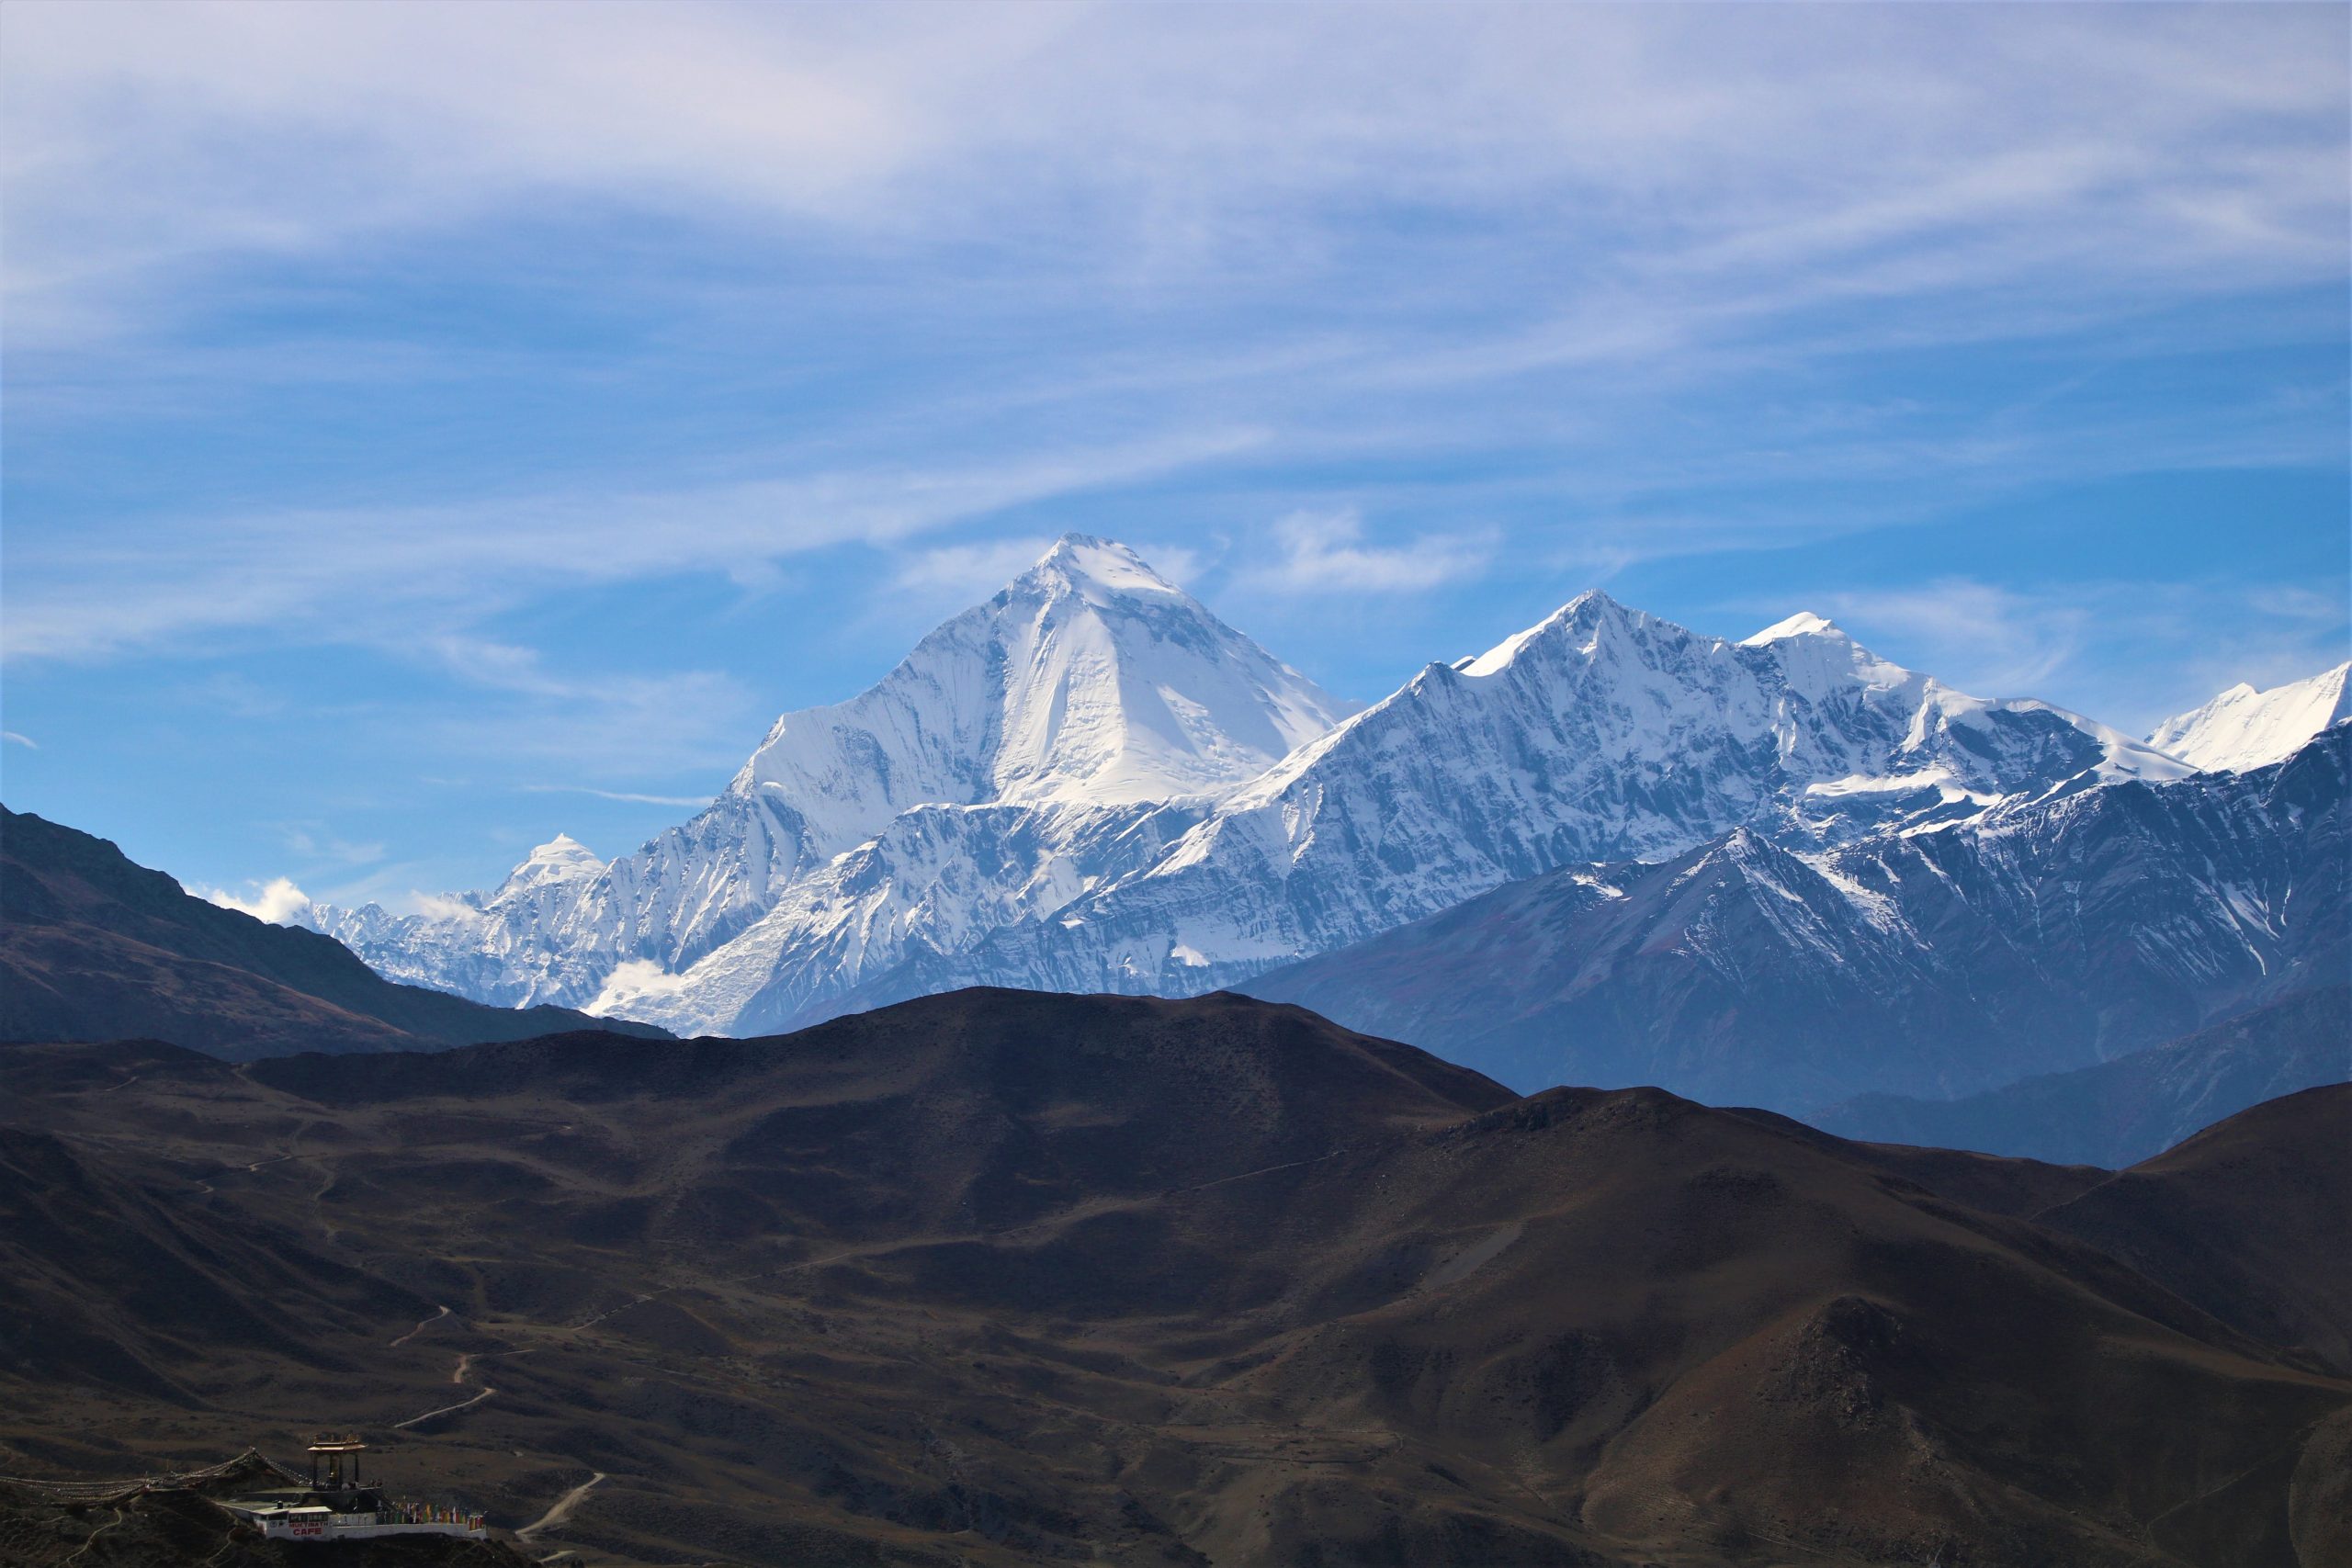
[
  {"x1": 5, "y1": 4, "x2": 2341, "y2": 352},
  {"x1": 401, "y1": 890, "x2": 485, "y2": 922},
  {"x1": 888, "y1": 536, "x2": 1058, "y2": 601},
  {"x1": 591, "y1": 956, "x2": 693, "y2": 1016},
  {"x1": 1239, "y1": 510, "x2": 1496, "y2": 595},
  {"x1": 2, "y1": 731, "x2": 37, "y2": 749},
  {"x1": 0, "y1": 4, "x2": 2337, "y2": 679},
  {"x1": 204, "y1": 874, "x2": 313, "y2": 925}
]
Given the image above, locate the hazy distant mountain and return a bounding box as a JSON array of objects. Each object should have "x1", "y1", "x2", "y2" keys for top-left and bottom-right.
[
  {"x1": 2148, "y1": 661, "x2": 2350, "y2": 773},
  {"x1": 1815, "y1": 985, "x2": 2350, "y2": 1168},
  {"x1": 1246, "y1": 726, "x2": 2347, "y2": 1112},
  {"x1": 5, "y1": 988, "x2": 2345, "y2": 1566},
  {"x1": 0, "y1": 806, "x2": 664, "y2": 1061}
]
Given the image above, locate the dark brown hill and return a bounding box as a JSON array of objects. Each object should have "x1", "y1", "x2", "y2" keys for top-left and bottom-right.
[
  {"x1": 0, "y1": 807, "x2": 665, "y2": 1060},
  {"x1": 3, "y1": 990, "x2": 2346, "y2": 1568},
  {"x1": 2031, "y1": 1085, "x2": 2352, "y2": 1379}
]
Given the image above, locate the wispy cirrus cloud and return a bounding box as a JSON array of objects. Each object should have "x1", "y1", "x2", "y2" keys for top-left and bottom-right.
[
  {"x1": 1816, "y1": 580, "x2": 2091, "y2": 696},
  {"x1": 1236, "y1": 510, "x2": 1497, "y2": 596},
  {"x1": 11, "y1": 6, "x2": 2344, "y2": 312},
  {"x1": 2, "y1": 428, "x2": 1262, "y2": 664},
  {"x1": 2, "y1": 2, "x2": 2341, "y2": 903}
]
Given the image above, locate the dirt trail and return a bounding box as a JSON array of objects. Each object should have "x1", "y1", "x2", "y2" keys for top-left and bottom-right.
[
  {"x1": 391, "y1": 1385, "x2": 494, "y2": 1431},
  {"x1": 390, "y1": 1346, "x2": 527, "y2": 1429},
  {"x1": 389, "y1": 1304, "x2": 450, "y2": 1348},
  {"x1": 58, "y1": 1506, "x2": 125, "y2": 1565},
  {"x1": 515, "y1": 1472, "x2": 606, "y2": 1541}
]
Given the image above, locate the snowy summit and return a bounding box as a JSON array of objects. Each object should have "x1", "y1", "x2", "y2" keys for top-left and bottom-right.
[{"x1": 2147, "y1": 662, "x2": 2352, "y2": 773}]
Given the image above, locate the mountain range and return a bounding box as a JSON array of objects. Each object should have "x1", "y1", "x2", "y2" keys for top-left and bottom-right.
[
  {"x1": 1248, "y1": 724, "x2": 2346, "y2": 1109},
  {"x1": 5, "y1": 988, "x2": 2346, "y2": 1567},
  {"x1": 0, "y1": 806, "x2": 666, "y2": 1061},
  {"x1": 292, "y1": 536, "x2": 2344, "y2": 1125}
]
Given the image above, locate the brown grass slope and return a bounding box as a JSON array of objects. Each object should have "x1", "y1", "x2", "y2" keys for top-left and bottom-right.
[
  {"x1": 1, "y1": 990, "x2": 2346, "y2": 1568},
  {"x1": 0, "y1": 807, "x2": 665, "y2": 1060}
]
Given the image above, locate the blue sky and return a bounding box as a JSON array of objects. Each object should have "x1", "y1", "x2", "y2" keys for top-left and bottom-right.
[{"x1": 3, "y1": 2, "x2": 2346, "y2": 913}]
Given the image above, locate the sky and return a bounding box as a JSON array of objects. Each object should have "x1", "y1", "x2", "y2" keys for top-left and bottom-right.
[{"x1": 3, "y1": 1, "x2": 2346, "y2": 914}]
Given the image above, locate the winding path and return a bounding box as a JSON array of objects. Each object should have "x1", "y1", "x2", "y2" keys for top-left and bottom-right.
[
  {"x1": 390, "y1": 1347, "x2": 527, "y2": 1430},
  {"x1": 390, "y1": 1385, "x2": 495, "y2": 1431},
  {"x1": 389, "y1": 1304, "x2": 450, "y2": 1348},
  {"x1": 515, "y1": 1472, "x2": 606, "y2": 1541}
]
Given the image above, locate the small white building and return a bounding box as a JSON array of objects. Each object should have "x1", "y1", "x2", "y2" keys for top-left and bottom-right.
[{"x1": 217, "y1": 1434, "x2": 485, "y2": 1543}]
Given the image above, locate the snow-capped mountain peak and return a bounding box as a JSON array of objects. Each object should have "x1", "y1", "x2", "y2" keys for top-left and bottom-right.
[
  {"x1": 2147, "y1": 661, "x2": 2352, "y2": 773},
  {"x1": 1741, "y1": 611, "x2": 1917, "y2": 698},
  {"x1": 1019, "y1": 533, "x2": 1187, "y2": 604},
  {"x1": 1460, "y1": 588, "x2": 1634, "y2": 676},
  {"x1": 311, "y1": 536, "x2": 1363, "y2": 1009},
  {"x1": 1740, "y1": 610, "x2": 1841, "y2": 645},
  {"x1": 497, "y1": 833, "x2": 604, "y2": 890},
  {"x1": 322, "y1": 567, "x2": 2215, "y2": 1045},
  {"x1": 727, "y1": 535, "x2": 1357, "y2": 843}
]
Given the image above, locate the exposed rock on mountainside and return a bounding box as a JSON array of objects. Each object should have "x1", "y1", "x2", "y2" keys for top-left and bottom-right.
[
  {"x1": 2149, "y1": 661, "x2": 2351, "y2": 773},
  {"x1": 0, "y1": 807, "x2": 665, "y2": 1061},
  {"x1": 1817, "y1": 986, "x2": 2351, "y2": 1167},
  {"x1": 1248, "y1": 725, "x2": 2346, "y2": 1111},
  {"x1": 4, "y1": 990, "x2": 2346, "y2": 1567}
]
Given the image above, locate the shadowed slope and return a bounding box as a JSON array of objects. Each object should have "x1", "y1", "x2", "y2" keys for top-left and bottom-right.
[
  {"x1": 2031, "y1": 1085, "x2": 2352, "y2": 1378},
  {"x1": 3, "y1": 990, "x2": 2345, "y2": 1567}
]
